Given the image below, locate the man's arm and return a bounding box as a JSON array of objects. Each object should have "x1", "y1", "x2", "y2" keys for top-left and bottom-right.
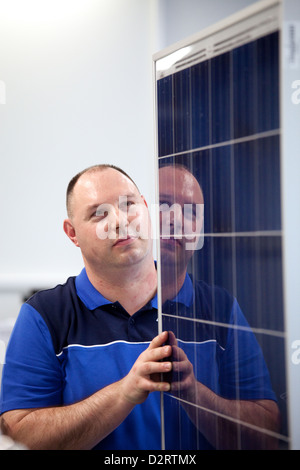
[
  {"x1": 181, "y1": 382, "x2": 280, "y2": 450},
  {"x1": 170, "y1": 339, "x2": 280, "y2": 449},
  {"x1": 0, "y1": 332, "x2": 172, "y2": 450}
]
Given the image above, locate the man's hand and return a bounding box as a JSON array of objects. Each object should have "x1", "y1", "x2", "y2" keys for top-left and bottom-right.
[
  {"x1": 167, "y1": 331, "x2": 197, "y2": 401},
  {"x1": 120, "y1": 331, "x2": 172, "y2": 405}
]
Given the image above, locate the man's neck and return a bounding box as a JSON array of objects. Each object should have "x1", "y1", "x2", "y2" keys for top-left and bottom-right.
[
  {"x1": 160, "y1": 264, "x2": 187, "y2": 304},
  {"x1": 85, "y1": 256, "x2": 157, "y2": 316}
]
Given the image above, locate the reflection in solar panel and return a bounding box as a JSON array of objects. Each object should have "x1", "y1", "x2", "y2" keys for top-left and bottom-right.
[{"x1": 153, "y1": 0, "x2": 296, "y2": 450}]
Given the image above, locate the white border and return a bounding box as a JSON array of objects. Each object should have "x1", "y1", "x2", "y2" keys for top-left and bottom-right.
[
  {"x1": 153, "y1": 0, "x2": 300, "y2": 450},
  {"x1": 280, "y1": 0, "x2": 300, "y2": 451}
]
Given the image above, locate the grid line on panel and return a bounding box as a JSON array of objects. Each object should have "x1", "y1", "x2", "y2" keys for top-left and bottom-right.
[
  {"x1": 229, "y1": 45, "x2": 242, "y2": 415},
  {"x1": 166, "y1": 393, "x2": 290, "y2": 445},
  {"x1": 161, "y1": 312, "x2": 286, "y2": 339},
  {"x1": 196, "y1": 231, "x2": 282, "y2": 237},
  {"x1": 229, "y1": 47, "x2": 237, "y2": 292},
  {"x1": 157, "y1": 128, "x2": 281, "y2": 161},
  {"x1": 159, "y1": 229, "x2": 282, "y2": 240}
]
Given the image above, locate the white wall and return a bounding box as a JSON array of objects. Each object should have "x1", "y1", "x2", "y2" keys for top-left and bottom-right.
[
  {"x1": 0, "y1": 0, "x2": 156, "y2": 288},
  {"x1": 0, "y1": 0, "x2": 258, "y2": 319},
  {"x1": 156, "y1": 0, "x2": 257, "y2": 49}
]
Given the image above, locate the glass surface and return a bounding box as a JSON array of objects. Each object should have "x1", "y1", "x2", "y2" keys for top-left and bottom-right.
[{"x1": 156, "y1": 29, "x2": 288, "y2": 449}]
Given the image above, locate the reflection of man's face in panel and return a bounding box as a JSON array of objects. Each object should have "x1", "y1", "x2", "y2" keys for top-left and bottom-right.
[{"x1": 159, "y1": 165, "x2": 204, "y2": 269}]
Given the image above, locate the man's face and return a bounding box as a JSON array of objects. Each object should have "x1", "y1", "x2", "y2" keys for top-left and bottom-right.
[
  {"x1": 65, "y1": 168, "x2": 152, "y2": 271},
  {"x1": 158, "y1": 166, "x2": 204, "y2": 270}
]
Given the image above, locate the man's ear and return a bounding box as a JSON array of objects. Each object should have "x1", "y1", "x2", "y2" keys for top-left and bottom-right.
[
  {"x1": 63, "y1": 219, "x2": 80, "y2": 247},
  {"x1": 141, "y1": 195, "x2": 148, "y2": 208}
]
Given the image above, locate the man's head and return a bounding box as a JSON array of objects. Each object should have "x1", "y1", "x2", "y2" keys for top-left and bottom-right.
[
  {"x1": 158, "y1": 164, "x2": 204, "y2": 271},
  {"x1": 66, "y1": 164, "x2": 139, "y2": 220},
  {"x1": 63, "y1": 164, "x2": 152, "y2": 274}
]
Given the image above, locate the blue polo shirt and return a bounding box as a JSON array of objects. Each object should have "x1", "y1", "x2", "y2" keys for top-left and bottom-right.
[{"x1": 0, "y1": 268, "x2": 276, "y2": 449}]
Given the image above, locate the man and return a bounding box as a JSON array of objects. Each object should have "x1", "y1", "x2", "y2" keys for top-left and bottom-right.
[
  {"x1": 0, "y1": 163, "x2": 279, "y2": 450},
  {"x1": 157, "y1": 163, "x2": 280, "y2": 449},
  {"x1": 0, "y1": 164, "x2": 172, "y2": 450}
]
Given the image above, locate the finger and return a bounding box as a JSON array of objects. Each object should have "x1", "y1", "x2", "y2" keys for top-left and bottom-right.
[
  {"x1": 140, "y1": 359, "x2": 172, "y2": 376},
  {"x1": 143, "y1": 344, "x2": 172, "y2": 363},
  {"x1": 171, "y1": 345, "x2": 188, "y2": 362},
  {"x1": 172, "y1": 360, "x2": 191, "y2": 374},
  {"x1": 148, "y1": 331, "x2": 169, "y2": 350},
  {"x1": 140, "y1": 377, "x2": 171, "y2": 393},
  {"x1": 167, "y1": 331, "x2": 177, "y2": 347}
]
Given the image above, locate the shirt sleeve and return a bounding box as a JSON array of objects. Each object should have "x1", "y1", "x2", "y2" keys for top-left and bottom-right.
[
  {"x1": 219, "y1": 298, "x2": 277, "y2": 402},
  {"x1": 0, "y1": 304, "x2": 63, "y2": 414}
]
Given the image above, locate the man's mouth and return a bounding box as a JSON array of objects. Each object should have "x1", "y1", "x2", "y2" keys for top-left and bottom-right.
[
  {"x1": 160, "y1": 237, "x2": 183, "y2": 248},
  {"x1": 113, "y1": 236, "x2": 138, "y2": 247}
]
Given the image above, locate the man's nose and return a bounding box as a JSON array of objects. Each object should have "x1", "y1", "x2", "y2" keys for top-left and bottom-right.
[
  {"x1": 114, "y1": 206, "x2": 129, "y2": 235},
  {"x1": 172, "y1": 206, "x2": 183, "y2": 229},
  {"x1": 167, "y1": 207, "x2": 183, "y2": 238}
]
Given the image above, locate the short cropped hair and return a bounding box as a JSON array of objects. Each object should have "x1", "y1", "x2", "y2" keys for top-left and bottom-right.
[{"x1": 66, "y1": 164, "x2": 139, "y2": 218}]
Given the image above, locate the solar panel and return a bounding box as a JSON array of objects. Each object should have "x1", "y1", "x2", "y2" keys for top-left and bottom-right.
[{"x1": 153, "y1": 0, "x2": 294, "y2": 450}]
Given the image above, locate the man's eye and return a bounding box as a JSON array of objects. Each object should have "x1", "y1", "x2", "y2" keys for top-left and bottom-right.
[
  {"x1": 120, "y1": 200, "x2": 135, "y2": 211},
  {"x1": 184, "y1": 209, "x2": 193, "y2": 219},
  {"x1": 159, "y1": 200, "x2": 171, "y2": 211},
  {"x1": 94, "y1": 210, "x2": 108, "y2": 219},
  {"x1": 184, "y1": 204, "x2": 197, "y2": 219}
]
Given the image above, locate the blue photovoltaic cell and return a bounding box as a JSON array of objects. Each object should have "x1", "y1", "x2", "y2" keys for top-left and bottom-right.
[
  {"x1": 234, "y1": 136, "x2": 281, "y2": 232},
  {"x1": 157, "y1": 75, "x2": 174, "y2": 157},
  {"x1": 210, "y1": 52, "x2": 231, "y2": 144},
  {"x1": 173, "y1": 68, "x2": 191, "y2": 153},
  {"x1": 191, "y1": 61, "x2": 209, "y2": 149},
  {"x1": 232, "y1": 33, "x2": 280, "y2": 137},
  {"x1": 235, "y1": 235, "x2": 284, "y2": 331},
  {"x1": 156, "y1": 29, "x2": 288, "y2": 449}
]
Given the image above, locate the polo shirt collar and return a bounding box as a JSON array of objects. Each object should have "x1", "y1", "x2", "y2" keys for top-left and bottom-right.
[
  {"x1": 75, "y1": 268, "x2": 110, "y2": 310},
  {"x1": 170, "y1": 272, "x2": 194, "y2": 307},
  {"x1": 75, "y1": 266, "x2": 193, "y2": 310}
]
